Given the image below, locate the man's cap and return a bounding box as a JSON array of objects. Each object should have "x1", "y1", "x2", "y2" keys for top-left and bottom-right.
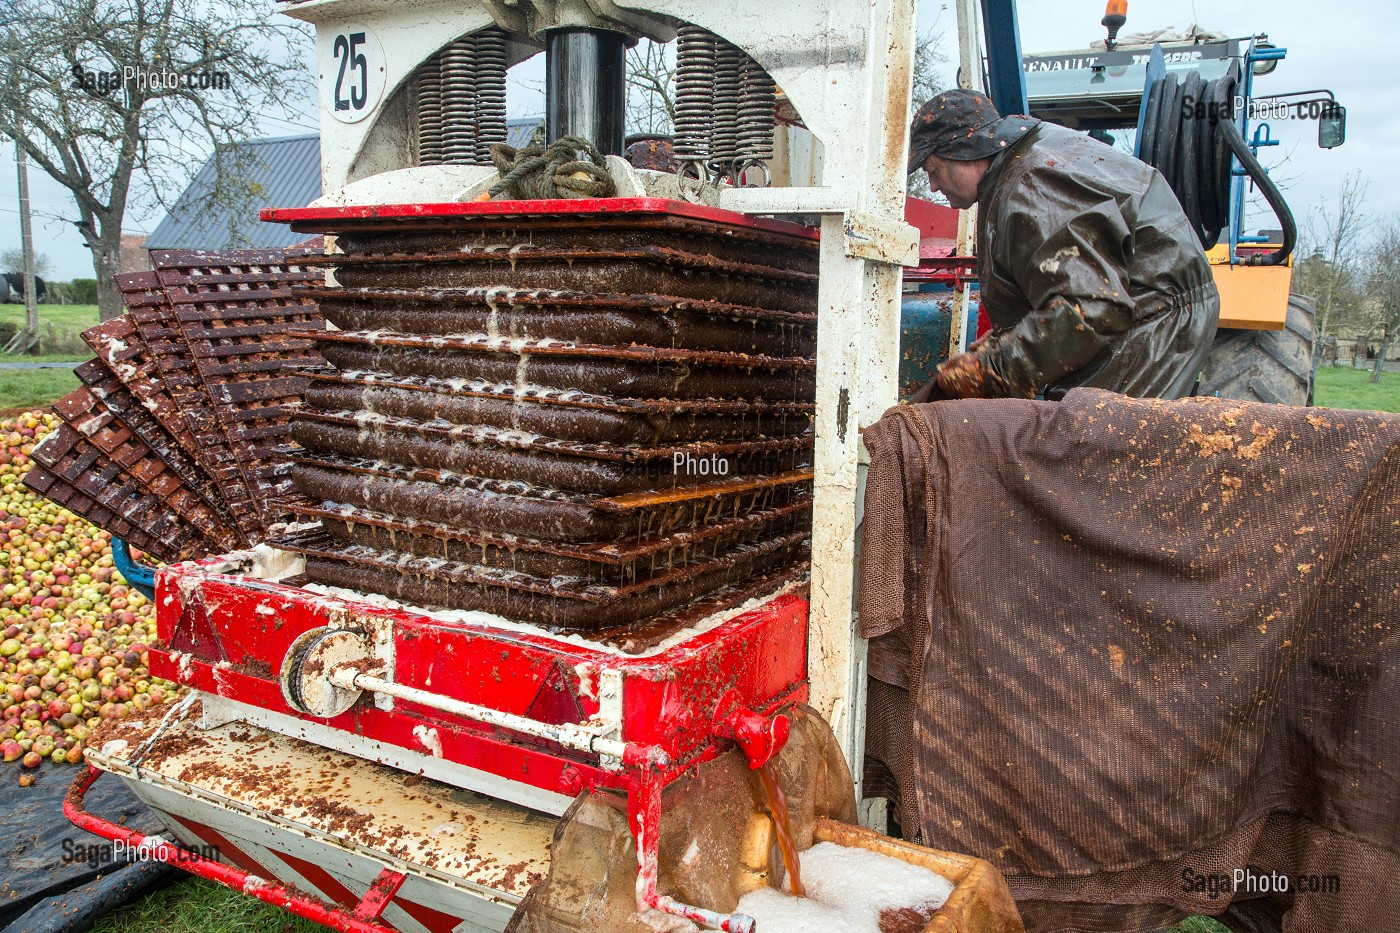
[{"x1": 907, "y1": 89, "x2": 1041, "y2": 173}]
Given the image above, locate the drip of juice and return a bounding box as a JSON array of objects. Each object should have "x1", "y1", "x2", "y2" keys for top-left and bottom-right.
[{"x1": 757, "y1": 761, "x2": 805, "y2": 897}]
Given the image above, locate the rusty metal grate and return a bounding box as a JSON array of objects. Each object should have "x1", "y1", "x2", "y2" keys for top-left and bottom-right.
[
  {"x1": 302, "y1": 220, "x2": 819, "y2": 315},
  {"x1": 293, "y1": 406, "x2": 811, "y2": 462},
  {"x1": 28, "y1": 422, "x2": 216, "y2": 563},
  {"x1": 112, "y1": 268, "x2": 263, "y2": 538},
  {"x1": 98, "y1": 276, "x2": 207, "y2": 468},
  {"x1": 151, "y1": 249, "x2": 326, "y2": 529},
  {"x1": 301, "y1": 379, "x2": 810, "y2": 448},
  {"x1": 287, "y1": 454, "x2": 811, "y2": 545},
  {"x1": 285, "y1": 497, "x2": 812, "y2": 586},
  {"x1": 312, "y1": 342, "x2": 814, "y2": 404},
  {"x1": 297, "y1": 284, "x2": 816, "y2": 321},
  {"x1": 293, "y1": 243, "x2": 818, "y2": 288},
  {"x1": 52, "y1": 382, "x2": 241, "y2": 553},
  {"x1": 288, "y1": 422, "x2": 807, "y2": 499},
  {"x1": 300, "y1": 327, "x2": 815, "y2": 370},
  {"x1": 23, "y1": 249, "x2": 328, "y2": 563},
  {"x1": 72, "y1": 358, "x2": 245, "y2": 545},
  {"x1": 276, "y1": 524, "x2": 810, "y2": 629},
  {"x1": 302, "y1": 368, "x2": 813, "y2": 415},
  {"x1": 24, "y1": 464, "x2": 164, "y2": 560}
]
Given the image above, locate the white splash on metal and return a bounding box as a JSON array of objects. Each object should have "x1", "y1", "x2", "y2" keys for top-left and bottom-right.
[
  {"x1": 412, "y1": 724, "x2": 443, "y2": 757},
  {"x1": 573, "y1": 663, "x2": 597, "y2": 700}
]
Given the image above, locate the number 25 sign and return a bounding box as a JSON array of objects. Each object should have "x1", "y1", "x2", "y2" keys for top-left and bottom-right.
[{"x1": 319, "y1": 24, "x2": 387, "y2": 123}]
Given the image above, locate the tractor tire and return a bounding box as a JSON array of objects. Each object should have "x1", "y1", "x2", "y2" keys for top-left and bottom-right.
[{"x1": 1198, "y1": 293, "x2": 1315, "y2": 406}]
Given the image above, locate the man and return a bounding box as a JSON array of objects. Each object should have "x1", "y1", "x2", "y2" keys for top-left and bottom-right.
[{"x1": 908, "y1": 89, "x2": 1219, "y2": 401}]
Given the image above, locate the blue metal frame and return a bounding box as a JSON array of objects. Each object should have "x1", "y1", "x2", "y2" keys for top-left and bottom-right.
[
  {"x1": 1229, "y1": 38, "x2": 1287, "y2": 260},
  {"x1": 111, "y1": 537, "x2": 157, "y2": 601},
  {"x1": 1132, "y1": 44, "x2": 1168, "y2": 159},
  {"x1": 980, "y1": 0, "x2": 1030, "y2": 117}
]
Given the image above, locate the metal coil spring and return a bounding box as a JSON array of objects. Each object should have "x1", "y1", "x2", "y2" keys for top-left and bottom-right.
[
  {"x1": 673, "y1": 24, "x2": 715, "y2": 164},
  {"x1": 736, "y1": 53, "x2": 776, "y2": 172},
  {"x1": 710, "y1": 40, "x2": 744, "y2": 173},
  {"x1": 416, "y1": 54, "x2": 445, "y2": 165},
  {"x1": 474, "y1": 29, "x2": 509, "y2": 164},
  {"x1": 439, "y1": 37, "x2": 478, "y2": 164}
]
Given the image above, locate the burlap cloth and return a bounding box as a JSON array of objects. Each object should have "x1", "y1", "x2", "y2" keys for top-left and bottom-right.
[{"x1": 859, "y1": 388, "x2": 1399, "y2": 932}]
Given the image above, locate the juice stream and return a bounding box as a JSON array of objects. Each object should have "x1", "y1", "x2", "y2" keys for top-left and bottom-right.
[{"x1": 757, "y1": 761, "x2": 804, "y2": 897}]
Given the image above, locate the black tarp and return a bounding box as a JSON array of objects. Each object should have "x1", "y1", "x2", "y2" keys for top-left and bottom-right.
[{"x1": 0, "y1": 762, "x2": 175, "y2": 933}]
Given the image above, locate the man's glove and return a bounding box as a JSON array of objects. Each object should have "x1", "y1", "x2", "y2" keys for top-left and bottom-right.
[{"x1": 934, "y1": 351, "x2": 990, "y2": 398}]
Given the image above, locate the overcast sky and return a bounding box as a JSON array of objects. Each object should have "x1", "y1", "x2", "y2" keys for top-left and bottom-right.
[{"x1": 2, "y1": 0, "x2": 1391, "y2": 280}]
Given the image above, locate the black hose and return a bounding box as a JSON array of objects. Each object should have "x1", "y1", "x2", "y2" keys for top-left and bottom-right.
[
  {"x1": 1217, "y1": 116, "x2": 1297, "y2": 266},
  {"x1": 1137, "y1": 69, "x2": 1295, "y2": 265}
]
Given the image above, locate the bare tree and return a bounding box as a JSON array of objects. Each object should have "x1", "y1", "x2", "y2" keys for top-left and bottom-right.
[
  {"x1": 1294, "y1": 171, "x2": 1370, "y2": 370},
  {"x1": 910, "y1": 29, "x2": 948, "y2": 115},
  {"x1": 626, "y1": 39, "x2": 675, "y2": 136},
  {"x1": 907, "y1": 29, "x2": 949, "y2": 200},
  {"x1": 0, "y1": 248, "x2": 50, "y2": 277},
  {"x1": 1364, "y1": 216, "x2": 1400, "y2": 384},
  {"x1": 0, "y1": 0, "x2": 311, "y2": 320}
]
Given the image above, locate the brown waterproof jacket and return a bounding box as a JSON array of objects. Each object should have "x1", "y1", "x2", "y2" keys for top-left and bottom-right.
[{"x1": 972, "y1": 123, "x2": 1219, "y2": 399}]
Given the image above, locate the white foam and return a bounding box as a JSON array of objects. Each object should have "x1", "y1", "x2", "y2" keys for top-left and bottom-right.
[
  {"x1": 200, "y1": 543, "x2": 308, "y2": 584},
  {"x1": 246, "y1": 544, "x2": 306, "y2": 581},
  {"x1": 735, "y1": 841, "x2": 954, "y2": 933}
]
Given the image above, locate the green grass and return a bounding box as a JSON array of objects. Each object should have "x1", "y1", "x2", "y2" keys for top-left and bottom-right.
[
  {"x1": 0, "y1": 365, "x2": 80, "y2": 411},
  {"x1": 0, "y1": 298, "x2": 92, "y2": 407},
  {"x1": 86, "y1": 877, "x2": 327, "y2": 933},
  {"x1": 1173, "y1": 918, "x2": 1232, "y2": 933},
  {"x1": 1313, "y1": 365, "x2": 1400, "y2": 413},
  {"x1": 0, "y1": 302, "x2": 99, "y2": 357},
  {"x1": 0, "y1": 302, "x2": 99, "y2": 329},
  {"x1": 0, "y1": 352, "x2": 91, "y2": 363}
]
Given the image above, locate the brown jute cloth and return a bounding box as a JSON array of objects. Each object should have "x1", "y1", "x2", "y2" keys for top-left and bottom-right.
[{"x1": 859, "y1": 388, "x2": 1399, "y2": 932}]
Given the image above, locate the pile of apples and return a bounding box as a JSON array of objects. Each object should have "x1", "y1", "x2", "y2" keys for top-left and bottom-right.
[{"x1": 0, "y1": 410, "x2": 177, "y2": 783}]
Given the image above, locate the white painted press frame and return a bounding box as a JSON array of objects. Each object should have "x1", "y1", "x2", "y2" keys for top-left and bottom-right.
[
  {"x1": 203, "y1": 693, "x2": 576, "y2": 814},
  {"x1": 951, "y1": 0, "x2": 984, "y2": 356},
  {"x1": 277, "y1": 0, "x2": 921, "y2": 799}
]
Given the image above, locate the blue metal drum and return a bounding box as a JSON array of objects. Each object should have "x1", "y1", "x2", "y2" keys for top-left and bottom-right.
[{"x1": 899, "y1": 280, "x2": 982, "y2": 397}]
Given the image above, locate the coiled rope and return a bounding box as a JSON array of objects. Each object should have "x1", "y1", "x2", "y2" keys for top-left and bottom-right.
[{"x1": 487, "y1": 135, "x2": 616, "y2": 200}]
